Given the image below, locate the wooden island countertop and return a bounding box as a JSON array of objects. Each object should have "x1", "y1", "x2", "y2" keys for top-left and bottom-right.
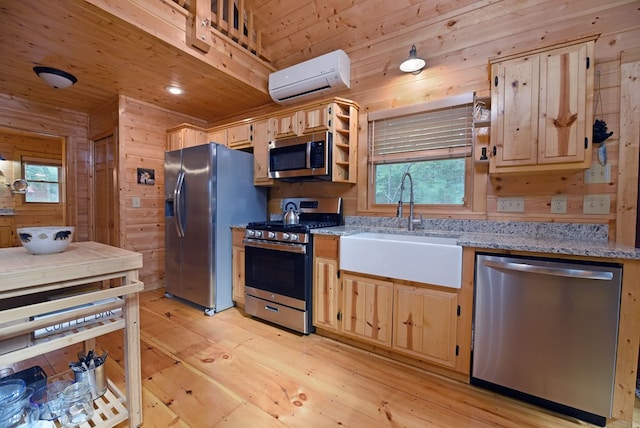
[{"x1": 0, "y1": 241, "x2": 143, "y2": 294}]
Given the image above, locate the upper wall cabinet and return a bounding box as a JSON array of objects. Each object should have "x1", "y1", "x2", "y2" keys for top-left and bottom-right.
[
  {"x1": 167, "y1": 124, "x2": 208, "y2": 151},
  {"x1": 226, "y1": 122, "x2": 254, "y2": 150},
  {"x1": 267, "y1": 98, "x2": 359, "y2": 184},
  {"x1": 489, "y1": 37, "x2": 595, "y2": 174}
]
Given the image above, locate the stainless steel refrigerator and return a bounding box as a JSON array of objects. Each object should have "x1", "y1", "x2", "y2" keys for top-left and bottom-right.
[{"x1": 164, "y1": 143, "x2": 266, "y2": 315}]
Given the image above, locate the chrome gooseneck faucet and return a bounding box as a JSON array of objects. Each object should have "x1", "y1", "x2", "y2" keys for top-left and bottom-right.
[{"x1": 396, "y1": 172, "x2": 423, "y2": 231}]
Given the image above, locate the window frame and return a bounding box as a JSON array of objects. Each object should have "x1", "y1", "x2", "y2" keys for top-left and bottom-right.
[
  {"x1": 20, "y1": 155, "x2": 64, "y2": 205},
  {"x1": 365, "y1": 93, "x2": 476, "y2": 215}
]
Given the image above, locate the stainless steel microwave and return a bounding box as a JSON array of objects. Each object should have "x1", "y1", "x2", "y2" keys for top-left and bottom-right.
[{"x1": 268, "y1": 131, "x2": 332, "y2": 181}]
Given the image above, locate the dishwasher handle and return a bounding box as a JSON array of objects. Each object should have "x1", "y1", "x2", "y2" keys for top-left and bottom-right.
[{"x1": 482, "y1": 260, "x2": 614, "y2": 281}]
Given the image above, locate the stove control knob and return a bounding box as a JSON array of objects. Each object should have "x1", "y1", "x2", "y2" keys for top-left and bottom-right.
[
  {"x1": 246, "y1": 229, "x2": 255, "y2": 237},
  {"x1": 255, "y1": 231, "x2": 263, "y2": 238},
  {"x1": 282, "y1": 233, "x2": 290, "y2": 240},
  {"x1": 289, "y1": 233, "x2": 299, "y2": 242},
  {"x1": 268, "y1": 231, "x2": 276, "y2": 239}
]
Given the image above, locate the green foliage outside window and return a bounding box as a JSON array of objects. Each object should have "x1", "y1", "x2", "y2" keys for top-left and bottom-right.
[
  {"x1": 24, "y1": 164, "x2": 60, "y2": 203},
  {"x1": 375, "y1": 159, "x2": 466, "y2": 205}
]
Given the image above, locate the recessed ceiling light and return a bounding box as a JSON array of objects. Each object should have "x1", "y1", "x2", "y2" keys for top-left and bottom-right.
[{"x1": 166, "y1": 86, "x2": 184, "y2": 95}]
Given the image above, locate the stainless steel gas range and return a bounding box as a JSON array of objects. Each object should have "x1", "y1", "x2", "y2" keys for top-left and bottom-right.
[{"x1": 243, "y1": 197, "x2": 342, "y2": 334}]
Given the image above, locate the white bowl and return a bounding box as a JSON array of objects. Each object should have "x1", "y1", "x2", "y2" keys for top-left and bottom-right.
[{"x1": 17, "y1": 227, "x2": 75, "y2": 255}]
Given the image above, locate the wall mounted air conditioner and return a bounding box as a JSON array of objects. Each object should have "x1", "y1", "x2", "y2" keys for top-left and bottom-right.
[{"x1": 268, "y1": 49, "x2": 350, "y2": 104}]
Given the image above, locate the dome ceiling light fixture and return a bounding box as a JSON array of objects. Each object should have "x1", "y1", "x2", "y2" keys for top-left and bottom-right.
[
  {"x1": 33, "y1": 66, "x2": 78, "y2": 89},
  {"x1": 399, "y1": 45, "x2": 426, "y2": 75}
]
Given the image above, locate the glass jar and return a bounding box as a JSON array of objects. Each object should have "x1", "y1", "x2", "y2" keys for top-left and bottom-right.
[
  {"x1": 0, "y1": 379, "x2": 38, "y2": 428},
  {"x1": 59, "y1": 382, "x2": 94, "y2": 427}
]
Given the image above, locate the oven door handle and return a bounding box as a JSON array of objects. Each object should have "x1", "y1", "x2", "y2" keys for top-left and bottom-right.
[{"x1": 243, "y1": 238, "x2": 307, "y2": 254}]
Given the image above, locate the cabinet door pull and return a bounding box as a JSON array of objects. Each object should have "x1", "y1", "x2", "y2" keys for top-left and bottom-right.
[
  {"x1": 492, "y1": 146, "x2": 497, "y2": 156},
  {"x1": 494, "y1": 76, "x2": 498, "y2": 87}
]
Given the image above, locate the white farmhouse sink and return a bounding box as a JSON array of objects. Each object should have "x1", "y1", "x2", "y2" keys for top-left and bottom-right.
[{"x1": 339, "y1": 232, "x2": 463, "y2": 288}]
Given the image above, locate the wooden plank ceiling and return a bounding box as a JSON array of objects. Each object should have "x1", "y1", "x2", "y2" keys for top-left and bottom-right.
[
  {"x1": 0, "y1": 0, "x2": 520, "y2": 122},
  {"x1": 0, "y1": 0, "x2": 274, "y2": 122}
]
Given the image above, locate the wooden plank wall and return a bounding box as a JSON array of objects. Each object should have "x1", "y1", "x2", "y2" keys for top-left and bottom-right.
[
  {"x1": 0, "y1": 94, "x2": 90, "y2": 242},
  {"x1": 117, "y1": 96, "x2": 207, "y2": 289},
  {"x1": 267, "y1": 1, "x2": 639, "y2": 235}
]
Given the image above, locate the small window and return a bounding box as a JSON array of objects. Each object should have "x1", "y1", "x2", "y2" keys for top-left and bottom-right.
[
  {"x1": 23, "y1": 158, "x2": 62, "y2": 203},
  {"x1": 368, "y1": 95, "x2": 473, "y2": 207}
]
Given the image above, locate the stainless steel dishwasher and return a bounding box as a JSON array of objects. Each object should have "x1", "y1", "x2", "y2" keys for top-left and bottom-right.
[{"x1": 472, "y1": 253, "x2": 622, "y2": 427}]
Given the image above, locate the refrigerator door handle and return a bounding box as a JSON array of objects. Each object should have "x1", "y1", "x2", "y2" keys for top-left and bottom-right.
[{"x1": 174, "y1": 171, "x2": 185, "y2": 237}]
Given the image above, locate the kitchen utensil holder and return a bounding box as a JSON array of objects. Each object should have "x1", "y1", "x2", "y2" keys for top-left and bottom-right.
[{"x1": 73, "y1": 364, "x2": 107, "y2": 400}]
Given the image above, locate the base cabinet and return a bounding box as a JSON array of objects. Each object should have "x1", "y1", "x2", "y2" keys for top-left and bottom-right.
[
  {"x1": 0, "y1": 217, "x2": 15, "y2": 248},
  {"x1": 231, "y1": 228, "x2": 245, "y2": 305},
  {"x1": 313, "y1": 256, "x2": 340, "y2": 331},
  {"x1": 341, "y1": 273, "x2": 393, "y2": 347},
  {"x1": 312, "y1": 235, "x2": 340, "y2": 331},
  {"x1": 393, "y1": 284, "x2": 458, "y2": 368},
  {"x1": 312, "y1": 234, "x2": 463, "y2": 371}
]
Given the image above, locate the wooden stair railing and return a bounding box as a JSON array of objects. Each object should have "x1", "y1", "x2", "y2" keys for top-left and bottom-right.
[{"x1": 172, "y1": 0, "x2": 267, "y2": 61}]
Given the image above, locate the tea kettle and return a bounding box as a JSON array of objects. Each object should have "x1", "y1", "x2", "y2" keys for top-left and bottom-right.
[{"x1": 283, "y1": 207, "x2": 299, "y2": 225}]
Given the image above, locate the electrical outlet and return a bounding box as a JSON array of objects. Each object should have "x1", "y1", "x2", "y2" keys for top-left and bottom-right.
[
  {"x1": 497, "y1": 197, "x2": 525, "y2": 213},
  {"x1": 551, "y1": 195, "x2": 568, "y2": 214},
  {"x1": 584, "y1": 163, "x2": 611, "y2": 184},
  {"x1": 583, "y1": 194, "x2": 610, "y2": 215},
  {"x1": 132, "y1": 197, "x2": 141, "y2": 208}
]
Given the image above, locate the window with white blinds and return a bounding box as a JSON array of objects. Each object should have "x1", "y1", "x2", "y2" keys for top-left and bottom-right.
[
  {"x1": 366, "y1": 93, "x2": 474, "y2": 207},
  {"x1": 369, "y1": 102, "x2": 473, "y2": 164}
]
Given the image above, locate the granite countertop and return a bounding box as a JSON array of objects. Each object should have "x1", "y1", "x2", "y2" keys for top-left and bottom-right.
[
  {"x1": 311, "y1": 217, "x2": 640, "y2": 261},
  {"x1": 0, "y1": 208, "x2": 15, "y2": 216}
]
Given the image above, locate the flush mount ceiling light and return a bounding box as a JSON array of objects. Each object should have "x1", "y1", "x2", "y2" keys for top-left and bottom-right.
[
  {"x1": 165, "y1": 86, "x2": 184, "y2": 95},
  {"x1": 399, "y1": 45, "x2": 426, "y2": 74},
  {"x1": 33, "y1": 66, "x2": 78, "y2": 89}
]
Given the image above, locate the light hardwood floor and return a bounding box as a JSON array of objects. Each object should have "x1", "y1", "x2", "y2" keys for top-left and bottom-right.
[{"x1": 12, "y1": 289, "x2": 640, "y2": 427}]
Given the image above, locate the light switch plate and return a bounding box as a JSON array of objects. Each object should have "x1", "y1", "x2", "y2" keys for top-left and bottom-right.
[
  {"x1": 497, "y1": 197, "x2": 525, "y2": 213},
  {"x1": 583, "y1": 194, "x2": 610, "y2": 215},
  {"x1": 132, "y1": 197, "x2": 141, "y2": 208}
]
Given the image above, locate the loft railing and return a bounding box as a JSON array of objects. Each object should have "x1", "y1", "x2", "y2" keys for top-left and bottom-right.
[{"x1": 171, "y1": 0, "x2": 266, "y2": 61}]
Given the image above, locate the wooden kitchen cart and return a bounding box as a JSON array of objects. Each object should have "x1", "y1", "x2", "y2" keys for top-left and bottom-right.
[{"x1": 0, "y1": 241, "x2": 144, "y2": 427}]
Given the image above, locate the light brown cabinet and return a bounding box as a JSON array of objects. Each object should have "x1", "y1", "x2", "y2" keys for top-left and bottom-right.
[
  {"x1": 393, "y1": 284, "x2": 458, "y2": 368},
  {"x1": 207, "y1": 128, "x2": 227, "y2": 146},
  {"x1": 265, "y1": 98, "x2": 359, "y2": 183},
  {"x1": 0, "y1": 217, "x2": 15, "y2": 248},
  {"x1": 341, "y1": 273, "x2": 394, "y2": 347},
  {"x1": 252, "y1": 119, "x2": 274, "y2": 186},
  {"x1": 312, "y1": 235, "x2": 340, "y2": 332},
  {"x1": 166, "y1": 124, "x2": 207, "y2": 151},
  {"x1": 231, "y1": 228, "x2": 245, "y2": 305},
  {"x1": 272, "y1": 110, "x2": 301, "y2": 139},
  {"x1": 489, "y1": 37, "x2": 595, "y2": 174},
  {"x1": 226, "y1": 122, "x2": 253, "y2": 149},
  {"x1": 312, "y1": 234, "x2": 464, "y2": 372},
  {"x1": 170, "y1": 97, "x2": 358, "y2": 185},
  {"x1": 272, "y1": 104, "x2": 331, "y2": 139}
]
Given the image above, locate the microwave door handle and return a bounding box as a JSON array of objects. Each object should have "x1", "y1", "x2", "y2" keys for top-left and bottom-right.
[
  {"x1": 174, "y1": 171, "x2": 185, "y2": 237},
  {"x1": 306, "y1": 141, "x2": 312, "y2": 169},
  {"x1": 482, "y1": 260, "x2": 614, "y2": 281}
]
